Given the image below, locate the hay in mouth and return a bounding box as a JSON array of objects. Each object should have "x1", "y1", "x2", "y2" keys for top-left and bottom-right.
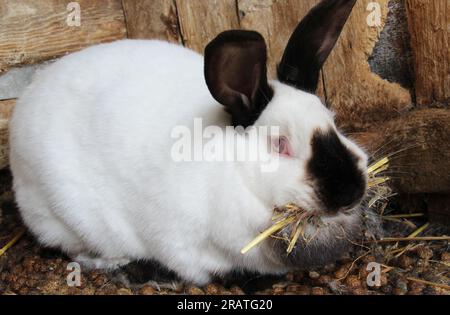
[{"x1": 241, "y1": 157, "x2": 391, "y2": 255}]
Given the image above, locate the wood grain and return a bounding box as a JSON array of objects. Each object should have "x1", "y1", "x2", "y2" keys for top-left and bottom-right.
[
  {"x1": 405, "y1": 0, "x2": 450, "y2": 106},
  {"x1": 351, "y1": 108, "x2": 450, "y2": 194},
  {"x1": 175, "y1": 0, "x2": 239, "y2": 53},
  {"x1": 0, "y1": 99, "x2": 16, "y2": 120},
  {"x1": 0, "y1": 0, "x2": 126, "y2": 73},
  {"x1": 322, "y1": 0, "x2": 412, "y2": 132},
  {"x1": 368, "y1": 0, "x2": 415, "y2": 90},
  {"x1": 122, "y1": 0, "x2": 181, "y2": 42},
  {"x1": 0, "y1": 99, "x2": 16, "y2": 170}
]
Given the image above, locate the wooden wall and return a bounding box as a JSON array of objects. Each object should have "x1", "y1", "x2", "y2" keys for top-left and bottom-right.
[{"x1": 0, "y1": 0, "x2": 449, "y2": 193}]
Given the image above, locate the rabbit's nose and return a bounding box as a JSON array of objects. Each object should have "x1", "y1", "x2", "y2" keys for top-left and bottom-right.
[
  {"x1": 325, "y1": 185, "x2": 365, "y2": 214},
  {"x1": 307, "y1": 130, "x2": 367, "y2": 214}
]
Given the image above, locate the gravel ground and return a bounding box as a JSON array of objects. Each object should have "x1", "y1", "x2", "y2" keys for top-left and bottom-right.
[{"x1": 0, "y1": 170, "x2": 448, "y2": 295}]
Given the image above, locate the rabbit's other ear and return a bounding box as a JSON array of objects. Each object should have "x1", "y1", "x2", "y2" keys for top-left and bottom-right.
[
  {"x1": 204, "y1": 30, "x2": 273, "y2": 128},
  {"x1": 278, "y1": 0, "x2": 356, "y2": 93}
]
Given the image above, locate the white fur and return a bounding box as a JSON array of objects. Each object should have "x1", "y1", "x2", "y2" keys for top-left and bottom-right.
[{"x1": 9, "y1": 40, "x2": 367, "y2": 284}]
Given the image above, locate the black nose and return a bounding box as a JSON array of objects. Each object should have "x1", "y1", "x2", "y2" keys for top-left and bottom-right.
[
  {"x1": 307, "y1": 130, "x2": 367, "y2": 214},
  {"x1": 324, "y1": 180, "x2": 366, "y2": 213}
]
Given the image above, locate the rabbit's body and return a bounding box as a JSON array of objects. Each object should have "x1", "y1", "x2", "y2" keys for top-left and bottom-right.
[
  {"x1": 10, "y1": 0, "x2": 368, "y2": 285},
  {"x1": 11, "y1": 40, "x2": 285, "y2": 283}
]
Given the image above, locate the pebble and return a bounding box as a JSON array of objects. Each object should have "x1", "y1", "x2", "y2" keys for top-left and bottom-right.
[
  {"x1": 97, "y1": 282, "x2": 118, "y2": 295},
  {"x1": 117, "y1": 288, "x2": 133, "y2": 295},
  {"x1": 334, "y1": 266, "x2": 349, "y2": 279},
  {"x1": 286, "y1": 284, "x2": 306, "y2": 293},
  {"x1": 441, "y1": 252, "x2": 450, "y2": 262},
  {"x1": 308, "y1": 271, "x2": 320, "y2": 279},
  {"x1": 351, "y1": 287, "x2": 367, "y2": 295},
  {"x1": 380, "y1": 284, "x2": 393, "y2": 294},
  {"x1": 67, "y1": 287, "x2": 82, "y2": 295},
  {"x1": 362, "y1": 255, "x2": 377, "y2": 264},
  {"x1": 317, "y1": 275, "x2": 333, "y2": 286},
  {"x1": 186, "y1": 286, "x2": 205, "y2": 295},
  {"x1": 272, "y1": 287, "x2": 285, "y2": 295},
  {"x1": 416, "y1": 246, "x2": 433, "y2": 260},
  {"x1": 408, "y1": 281, "x2": 425, "y2": 295},
  {"x1": 18, "y1": 287, "x2": 30, "y2": 295},
  {"x1": 297, "y1": 285, "x2": 312, "y2": 295},
  {"x1": 392, "y1": 287, "x2": 406, "y2": 295},
  {"x1": 92, "y1": 274, "x2": 108, "y2": 287},
  {"x1": 229, "y1": 286, "x2": 245, "y2": 295},
  {"x1": 139, "y1": 286, "x2": 156, "y2": 295},
  {"x1": 345, "y1": 275, "x2": 361, "y2": 289},
  {"x1": 204, "y1": 283, "x2": 221, "y2": 295},
  {"x1": 395, "y1": 280, "x2": 408, "y2": 295},
  {"x1": 380, "y1": 273, "x2": 388, "y2": 287},
  {"x1": 311, "y1": 287, "x2": 326, "y2": 295},
  {"x1": 397, "y1": 255, "x2": 414, "y2": 269}
]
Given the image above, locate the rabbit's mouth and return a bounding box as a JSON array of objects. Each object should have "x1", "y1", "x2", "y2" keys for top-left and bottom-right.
[{"x1": 268, "y1": 207, "x2": 363, "y2": 269}]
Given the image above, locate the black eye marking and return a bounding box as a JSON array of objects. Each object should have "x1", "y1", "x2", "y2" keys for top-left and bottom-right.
[{"x1": 307, "y1": 130, "x2": 366, "y2": 213}]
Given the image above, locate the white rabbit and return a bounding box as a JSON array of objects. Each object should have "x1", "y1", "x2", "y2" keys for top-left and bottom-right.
[{"x1": 9, "y1": 0, "x2": 367, "y2": 284}]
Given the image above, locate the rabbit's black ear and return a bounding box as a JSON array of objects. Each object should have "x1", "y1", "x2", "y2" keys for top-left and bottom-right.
[
  {"x1": 204, "y1": 30, "x2": 273, "y2": 128},
  {"x1": 278, "y1": 0, "x2": 356, "y2": 93}
]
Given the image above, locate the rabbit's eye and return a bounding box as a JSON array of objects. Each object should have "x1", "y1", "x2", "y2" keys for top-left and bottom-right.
[{"x1": 274, "y1": 136, "x2": 292, "y2": 157}]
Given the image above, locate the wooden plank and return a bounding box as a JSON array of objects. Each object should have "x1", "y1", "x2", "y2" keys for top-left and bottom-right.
[
  {"x1": 351, "y1": 108, "x2": 450, "y2": 194},
  {"x1": 369, "y1": 0, "x2": 415, "y2": 90},
  {"x1": 0, "y1": 0, "x2": 126, "y2": 73},
  {"x1": 0, "y1": 99, "x2": 16, "y2": 120},
  {"x1": 122, "y1": 0, "x2": 181, "y2": 42},
  {"x1": 322, "y1": 0, "x2": 412, "y2": 132},
  {"x1": 175, "y1": 0, "x2": 239, "y2": 53},
  {"x1": 0, "y1": 99, "x2": 16, "y2": 170},
  {"x1": 405, "y1": 0, "x2": 449, "y2": 106}
]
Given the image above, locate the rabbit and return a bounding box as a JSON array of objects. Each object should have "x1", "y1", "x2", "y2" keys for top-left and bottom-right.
[{"x1": 9, "y1": 0, "x2": 367, "y2": 285}]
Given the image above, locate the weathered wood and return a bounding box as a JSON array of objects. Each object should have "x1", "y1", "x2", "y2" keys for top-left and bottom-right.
[
  {"x1": 122, "y1": 0, "x2": 181, "y2": 42},
  {"x1": 175, "y1": 0, "x2": 239, "y2": 53},
  {"x1": 323, "y1": 0, "x2": 412, "y2": 132},
  {"x1": 0, "y1": 99, "x2": 16, "y2": 170},
  {"x1": 351, "y1": 108, "x2": 450, "y2": 194},
  {"x1": 0, "y1": 0, "x2": 126, "y2": 73},
  {"x1": 0, "y1": 99, "x2": 16, "y2": 120},
  {"x1": 405, "y1": 0, "x2": 450, "y2": 106},
  {"x1": 369, "y1": 0, "x2": 414, "y2": 90}
]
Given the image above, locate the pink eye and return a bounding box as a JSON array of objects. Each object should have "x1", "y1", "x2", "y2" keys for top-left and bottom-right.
[{"x1": 274, "y1": 136, "x2": 292, "y2": 157}]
